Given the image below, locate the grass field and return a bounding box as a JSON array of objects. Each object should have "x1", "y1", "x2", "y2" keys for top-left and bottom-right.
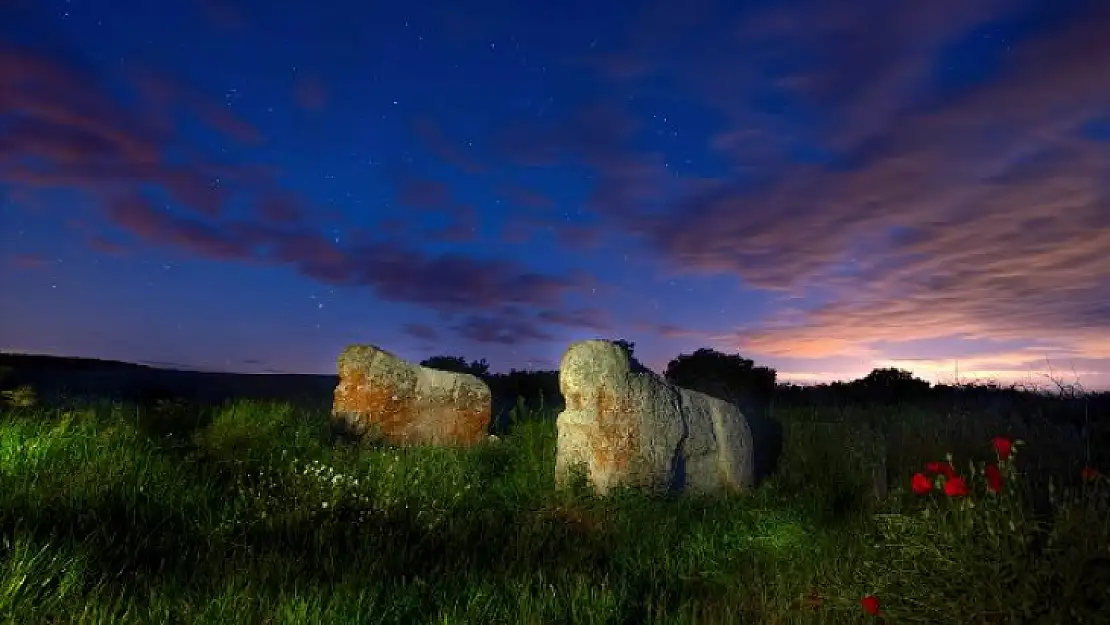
[{"x1": 1, "y1": 397, "x2": 1107, "y2": 624}]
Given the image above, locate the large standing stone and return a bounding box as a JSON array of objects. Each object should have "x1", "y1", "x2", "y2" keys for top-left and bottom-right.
[
  {"x1": 555, "y1": 339, "x2": 756, "y2": 495},
  {"x1": 332, "y1": 344, "x2": 492, "y2": 446}
]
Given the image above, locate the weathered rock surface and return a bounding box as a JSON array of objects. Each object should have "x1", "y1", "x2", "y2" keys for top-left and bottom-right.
[
  {"x1": 331, "y1": 344, "x2": 492, "y2": 446},
  {"x1": 555, "y1": 339, "x2": 757, "y2": 495}
]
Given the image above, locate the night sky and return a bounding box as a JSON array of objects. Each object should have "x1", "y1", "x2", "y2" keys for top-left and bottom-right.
[{"x1": 2, "y1": 0, "x2": 1109, "y2": 389}]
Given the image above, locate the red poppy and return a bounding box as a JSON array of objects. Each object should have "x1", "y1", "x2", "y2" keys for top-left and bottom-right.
[
  {"x1": 1082, "y1": 467, "x2": 1100, "y2": 482},
  {"x1": 985, "y1": 464, "x2": 1003, "y2": 493},
  {"x1": 992, "y1": 436, "x2": 1013, "y2": 461},
  {"x1": 925, "y1": 461, "x2": 956, "y2": 478},
  {"x1": 911, "y1": 472, "x2": 933, "y2": 494},
  {"x1": 860, "y1": 594, "x2": 880, "y2": 616},
  {"x1": 943, "y1": 475, "x2": 969, "y2": 497}
]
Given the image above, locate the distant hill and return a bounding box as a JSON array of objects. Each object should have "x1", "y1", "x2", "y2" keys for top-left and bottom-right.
[
  {"x1": 0, "y1": 352, "x2": 157, "y2": 373},
  {"x1": 0, "y1": 352, "x2": 337, "y2": 406}
]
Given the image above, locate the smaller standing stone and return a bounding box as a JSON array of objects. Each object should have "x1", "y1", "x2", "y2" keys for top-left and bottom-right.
[{"x1": 332, "y1": 344, "x2": 492, "y2": 446}]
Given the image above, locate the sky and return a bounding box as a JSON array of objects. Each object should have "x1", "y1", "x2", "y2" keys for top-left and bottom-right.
[{"x1": 1, "y1": 0, "x2": 1109, "y2": 390}]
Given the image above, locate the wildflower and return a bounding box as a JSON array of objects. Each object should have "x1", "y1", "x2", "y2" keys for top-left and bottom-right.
[
  {"x1": 911, "y1": 472, "x2": 933, "y2": 495},
  {"x1": 925, "y1": 461, "x2": 956, "y2": 479},
  {"x1": 985, "y1": 464, "x2": 1003, "y2": 493},
  {"x1": 860, "y1": 594, "x2": 880, "y2": 616},
  {"x1": 991, "y1": 436, "x2": 1013, "y2": 462},
  {"x1": 943, "y1": 475, "x2": 969, "y2": 497},
  {"x1": 1082, "y1": 466, "x2": 1100, "y2": 482}
]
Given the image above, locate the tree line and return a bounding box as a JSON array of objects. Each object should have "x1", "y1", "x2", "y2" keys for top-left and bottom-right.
[{"x1": 421, "y1": 339, "x2": 1110, "y2": 429}]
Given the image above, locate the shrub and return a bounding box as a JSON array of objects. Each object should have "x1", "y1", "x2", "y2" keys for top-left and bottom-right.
[{"x1": 859, "y1": 437, "x2": 1110, "y2": 622}]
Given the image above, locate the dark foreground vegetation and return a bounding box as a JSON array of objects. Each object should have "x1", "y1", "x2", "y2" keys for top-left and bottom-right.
[{"x1": 1, "y1": 348, "x2": 1108, "y2": 624}]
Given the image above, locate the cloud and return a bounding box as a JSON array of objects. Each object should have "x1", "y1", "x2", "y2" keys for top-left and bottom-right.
[
  {"x1": 402, "y1": 323, "x2": 439, "y2": 341},
  {"x1": 497, "y1": 218, "x2": 537, "y2": 245},
  {"x1": 395, "y1": 174, "x2": 454, "y2": 212},
  {"x1": 553, "y1": 223, "x2": 602, "y2": 250},
  {"x1": 428, "y1": 205, "x2": 480, "y2": 243},
  {"x1": 10, "y1": 253, "x2": 50, "y2": 269},
  {"x1": 536, "y1": 307, "x2": 612, "y2": 332},
  {"x1": 294, "y1": 73, "x2": 328, "y2": 111},
  {"x1": 446, "y1": 304, "x2": 621, "y2": 346},
  {"x1": 493, "y1": 214, "x2": 603, "y2": 250},
  {"x1": 387, "y1": 170, "x2": 488, "y2": 244},
  {"x1": 106, "y1": 195, "x2": 255, "y2": 261},
  {"x1": 88, "y1": 236, "x2": 129, "y2": 256},
  {"x1": 347, "y1": 246, "x2": 577, "y2": 312},
  {"x1": 255, "y1": 192, "x2": 307, "y2": 223},
  {"x1": 0, "y1": 43, "x2": 263, "y2": 223},
  {"x1": 452, "y1": 313, "x2": 554, "y2": 345},
  {"x1": 195, "y1": 0, "x2": 247, "y2": 31},
  {"x1": 100, "y1": 197, "x2": 579, "y2": 314},
  {"x1": 649, "y1": 324, "x2": 715, "y2": 340},
  {"x1": 130, "y1": 69, "x2": 263, "y2": 145},
  {"x1": 494, "y1": 102, "x2": 676, "y2": 228},
  {"x1": 1, "y1": 43, "x2": 589, "y2": 325},
  {"x1": 497, "y1": 183, "x2": 556, "y2": 211},
  {"x1": 62, "y1": 219, "x2": 132, "y2": 256},
  {"x1": 669, "y1": 7, "x2": 1110, "y2": 365},
  {"x1": 485, "y1": 0, "x2": 1110, "y2": 380},
  {"x1": 411, "y1": 116, "x2": 486, "y2": 174},
  {"x1": 0, "y1": 54, "x2": 164, "y2": 166}
]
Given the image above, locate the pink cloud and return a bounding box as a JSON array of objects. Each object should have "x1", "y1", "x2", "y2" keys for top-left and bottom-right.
[
  {"x1": 294, "y1": 73, "x2": 329, "y2": 112},
  {"x1": 395, "y1": 175, "x2": 454, "y2": 211},
  {"x1": 411, "y1": 116, "x2": 487, "y2": 174},
  {"x1": 11, "y1": 253, "x2": 51, "y2": 269}
]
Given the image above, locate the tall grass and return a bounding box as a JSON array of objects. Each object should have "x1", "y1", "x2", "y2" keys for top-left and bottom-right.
[{"x1": 0, "y1": 398, "x2": 1106, "y2": 624}]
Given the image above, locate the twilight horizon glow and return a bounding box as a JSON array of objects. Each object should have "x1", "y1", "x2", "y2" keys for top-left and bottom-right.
[{"x1": 2, "y1": 0, "x2": 1109, "y2": 390}]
